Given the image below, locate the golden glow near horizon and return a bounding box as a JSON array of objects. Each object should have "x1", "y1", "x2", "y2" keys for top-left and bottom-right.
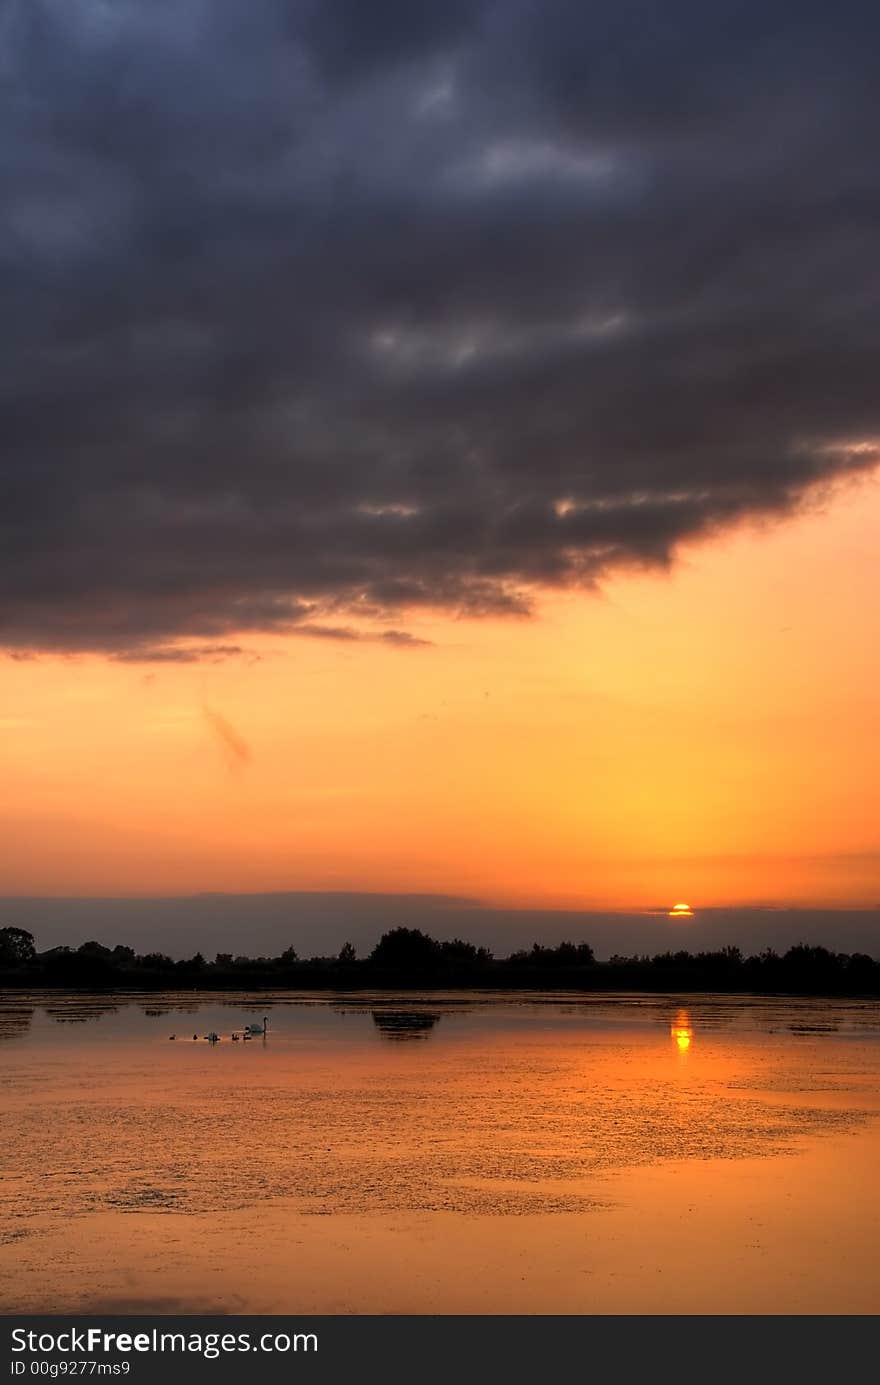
[
  {"x1": 669, "y1": 903, "x2": 695, "y2": 918},
  {"x1": 1, "y1": 479, "x2": 879, "y2": 907}
]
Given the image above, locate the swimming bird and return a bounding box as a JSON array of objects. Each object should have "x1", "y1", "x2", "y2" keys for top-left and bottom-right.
[{"x1": 243, "y1": 1016, "x2": 269, "y2": 1035}]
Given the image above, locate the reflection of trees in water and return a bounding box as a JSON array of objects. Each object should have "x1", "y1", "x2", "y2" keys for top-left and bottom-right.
[
  {"x1": 43, "y1": 1003, "x2": 119, "y2": 1024},
  {"x1": 0, "y1": 1007, "x2": 34, "y2": 1042},
  {"x1": 139, "y1": 1003, "x2": 200, "y2": 1017},
  {"x1": 371, "y1": 1010, "x2": 441, "y2": 1040}
]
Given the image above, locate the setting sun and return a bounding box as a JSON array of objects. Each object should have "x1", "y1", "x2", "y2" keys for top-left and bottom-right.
[{"x1": 669, "y1": 903, "x2": 695, "y2": 919}]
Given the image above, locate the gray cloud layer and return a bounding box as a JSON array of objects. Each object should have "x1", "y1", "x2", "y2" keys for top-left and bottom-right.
[
  {"x1": 4, "y1": 893, "x2": 879, "y2": 960},
  {"x1": 3, "y1": 1, "x2": 879, "y2": 655}
]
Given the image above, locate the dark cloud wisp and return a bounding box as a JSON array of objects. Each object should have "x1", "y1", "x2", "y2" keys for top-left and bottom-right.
[{"x1": 2, "y1": 0, "x2": 879, "y2": 656}]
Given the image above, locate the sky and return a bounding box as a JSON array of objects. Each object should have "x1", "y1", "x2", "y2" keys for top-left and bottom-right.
[{"x1": 1, "y1": 2, "x2": 879, "y2": 953}]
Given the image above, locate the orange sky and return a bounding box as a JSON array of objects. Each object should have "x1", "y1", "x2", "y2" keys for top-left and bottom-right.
[{"x1": 2, "y1": 476, "x2": 878, "y2": 909}]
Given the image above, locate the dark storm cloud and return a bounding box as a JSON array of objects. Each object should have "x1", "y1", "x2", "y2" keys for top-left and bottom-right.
[{"x1": 2, "y1": 0, "x2": 879, "y2": 656}]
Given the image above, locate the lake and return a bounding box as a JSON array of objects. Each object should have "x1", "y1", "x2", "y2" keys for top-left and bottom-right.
[{"x1": 1, "y1": 990, "x2": 879, "y2": 1314}]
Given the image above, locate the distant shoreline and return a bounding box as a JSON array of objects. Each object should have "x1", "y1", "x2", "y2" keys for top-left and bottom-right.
[{"x1": 3, "y1": 924, "x2": 878, "y2": 996}]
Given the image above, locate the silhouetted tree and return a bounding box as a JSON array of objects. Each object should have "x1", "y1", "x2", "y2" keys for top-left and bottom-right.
[
  {"x1": 438, "y1": 938, "x2": 494, "y2": 963},
  {"x1": 370, "y1": 927, "x2": 440, "y2": 967},
  {"x1": 509, "y1": 940, "x2": 594, "y2": 966},
  {"x1": 784, "y1": 943, "x2": 840, "y2": 969},
  {"x1": 0, "y1": 927, "x2": 36, "y2": 966},
  {"x1": 847, "y1": 952, "x2": 875, "y2": 975},
  {"x1": 77, "y1": 940, "x2": 113, "y2": 959},
  {"x1": 137, "y1": 951, "x2": 174, "y2": 969},
  {"x1": 338, "y1": 941, "x2": 357, "y2": 963},
  {"x1": 439, "y1": 937, "x2": 479, "y2": 962}
]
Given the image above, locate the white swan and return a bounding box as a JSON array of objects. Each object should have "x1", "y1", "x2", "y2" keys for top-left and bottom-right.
[{"x1": 243, "y1": 1015, "x2": 269, "y2": 1035}]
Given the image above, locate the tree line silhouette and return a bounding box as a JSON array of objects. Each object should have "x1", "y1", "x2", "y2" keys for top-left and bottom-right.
[{"x1": 1, "y1": 924, "x2": 878, "y2": 993}]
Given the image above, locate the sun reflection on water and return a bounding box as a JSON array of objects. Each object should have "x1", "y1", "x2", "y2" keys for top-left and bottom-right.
[{"x1": 671, "y1": 1008, "x2": 693, "y2": 1052}]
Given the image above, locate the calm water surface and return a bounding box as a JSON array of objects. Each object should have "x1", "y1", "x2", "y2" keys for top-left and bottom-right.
[{"x1": 1, "y1": 990, "x2": 879, "y2": 1314}]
